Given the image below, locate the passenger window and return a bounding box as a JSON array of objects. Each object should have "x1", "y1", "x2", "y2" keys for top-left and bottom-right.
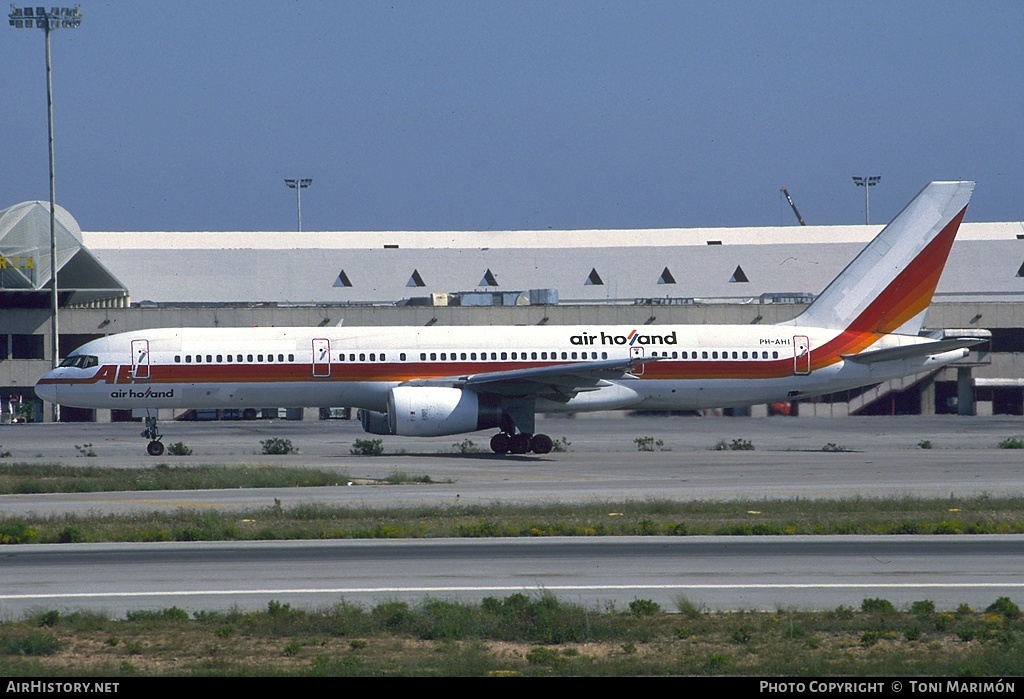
[
  {"x1": 247, "y1": 355, "x2": 253, "y2": 362},
  {"x1": 174, "y1": 355, "x2": 181, "y2": 363},
  {"x1": 226, "y1": 355, "x2": 233, "y2": 363},
  {"x1": 217, "y1": 355, "x2": 223, "y2": 362}
]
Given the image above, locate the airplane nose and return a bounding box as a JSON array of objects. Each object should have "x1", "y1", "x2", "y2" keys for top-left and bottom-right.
[{"x1": 35, "y1": 378, "x2": 57, "y2": 404}]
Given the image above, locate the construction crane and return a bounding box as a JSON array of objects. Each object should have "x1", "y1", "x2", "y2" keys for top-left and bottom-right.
[{"x1": 780, "y1": 186, "x2": 806, "y2": 226}]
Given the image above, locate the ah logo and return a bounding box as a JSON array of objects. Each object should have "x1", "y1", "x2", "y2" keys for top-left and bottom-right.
[
  {"x1": 570, "y1": 329, "x2": 678, "y2": 346},
  {"x1": 109, "y1": 388, "x2": 175, "y2": 399}
]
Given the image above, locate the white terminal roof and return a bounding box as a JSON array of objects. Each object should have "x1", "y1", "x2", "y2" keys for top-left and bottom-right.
[{"x1": 79, "y1": 222, "x2": 1024, "y2": 305}]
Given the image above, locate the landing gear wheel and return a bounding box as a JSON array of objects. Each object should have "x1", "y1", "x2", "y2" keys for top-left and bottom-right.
[
  {"x1": 490, "y1": 432, "x2": 511, "y2": 454},
  {"x1": 510, "y1": 433, "x2": 532, "y2": 454},
  {"x1": 530, "y1": 433, "x2": 553, "y2": 454},
  {"x1": 142, "y1": 416, "x2": 164, "y2": 456}
]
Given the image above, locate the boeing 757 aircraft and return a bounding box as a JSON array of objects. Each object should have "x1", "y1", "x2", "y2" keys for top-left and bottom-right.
[{"x1": 37, "y1": 181, "x2": 979, "y2": 456}]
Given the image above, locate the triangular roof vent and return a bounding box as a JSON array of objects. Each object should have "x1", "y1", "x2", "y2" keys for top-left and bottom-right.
[
  {"x1": 730, "y1": 265, "x2": 749, "y2": 283},
  {"x1": 407, "y1": 269, "x2": 426, "y2": 287},
  {"x1": 585, "y1": 268, "x2": 604, "y2": 286},
  {"x1": 480, "y1": 269, "x2": 498, "y2": 287},
  {"x1": 658, "y1": 267, "x2": 676, "y2": 285},
  {"x1": 333, "y1": 270, "x2": 352, "y2": 287}
]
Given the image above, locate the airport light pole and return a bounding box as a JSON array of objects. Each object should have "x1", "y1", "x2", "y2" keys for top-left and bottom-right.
[
  {"x1": 9, "y1": 4, "x2": 83, "y2": 422},
  {"x1": 284, "y1": 178, "x2": 313, "y2": 232},
  {"x1": 852, "y1": 175, "x2": 881, "y2": 225}
]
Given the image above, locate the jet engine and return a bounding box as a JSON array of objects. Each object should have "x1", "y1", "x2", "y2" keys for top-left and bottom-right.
[{"x1": 359, "y1": 386, "x2": 503, "y2": 437}]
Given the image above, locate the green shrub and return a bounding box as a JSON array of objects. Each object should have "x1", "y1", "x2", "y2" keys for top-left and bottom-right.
[
  {"x1": 261, "y1": 438, "x2": 296, "y2": 455},
  {"x1": 986, "y1": 596, "x2": 1021, "y2": 619},
  {"x1": 997, "y1": 437, "x2": 1024, "y2": 449},
  {"x1": 452, "y1": 439, "x2": 483, "y2": 454},
  {"x1": 712, "y1": 438, "x2": 754, "y2": 451},
  {"x1": 861, "y1": 598, "x2": 896, "y2": 614},
  {"x1": 350, "y1": 438, "x2": 384, "y2": 456},
  {"x1": 2, "y1": 631, "x2": 59, "y2": 656},
  {"x1": 75, "y1": 443, "x2": 97, "y2": 457},
  {"x1": 910, "y1": 599, "x2": 936, "y2": 616},
  {"x1": 166, "y1": 441, "x2": 192, "y2": 456},
  {"x1": 628, "y1": 598, "x2": 661, "y2": 616},
  {"x1": 126, "y1": 607, "x2": 190, "y2": 623}
]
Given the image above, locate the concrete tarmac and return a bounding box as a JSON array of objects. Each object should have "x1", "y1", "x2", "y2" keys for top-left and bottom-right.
[{"x1": 0, "y1": 413, "x2": 1022, "y2": 514}]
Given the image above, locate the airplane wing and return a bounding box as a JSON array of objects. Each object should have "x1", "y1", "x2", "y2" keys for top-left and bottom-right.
[
  {"x1": 841, "y1": 338, "x2": 985, "y2": 365},
  {"x1": 401, "y1": 356, "x2": 658, "y2": 402}
]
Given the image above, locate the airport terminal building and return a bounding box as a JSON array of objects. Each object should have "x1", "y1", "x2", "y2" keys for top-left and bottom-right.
[{"x1": 3, "y1": 200, "x2": 1023, "y2": 422}]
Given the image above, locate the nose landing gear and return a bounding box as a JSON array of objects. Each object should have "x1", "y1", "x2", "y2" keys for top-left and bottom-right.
[{"x1": 142, "y1": 416, "x2": 164, "y2": 456}]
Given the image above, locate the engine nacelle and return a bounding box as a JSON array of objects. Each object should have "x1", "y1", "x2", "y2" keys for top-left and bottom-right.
[
  {"x1": 379, "y1": 386, "x2": 503, "y2": 437},
  {"x1": 358, "y1": 409, "x2": 394, "y2": 435}
]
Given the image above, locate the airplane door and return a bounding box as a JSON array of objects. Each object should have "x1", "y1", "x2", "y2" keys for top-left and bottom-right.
[
  {"x1": 131, "y1": 339, "x2": 151, "y2": 381},
  {"x1": 793, "y1": 335, "x2": 811, "y2": 375},
  {"x1": 629, "y1": 345, "x2": 645, "y2": 376},
  {"x1": 312, "y1": 338, "x2": 331, "y2": 377}
]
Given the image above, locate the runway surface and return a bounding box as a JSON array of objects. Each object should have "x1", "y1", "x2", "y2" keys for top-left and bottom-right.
[
  {"x1": 0, "y1": 414, "x2": 1022, "y2": 616},
  {"x1": 3, "y1": 536, "x2": 1023, "y2": 617}
]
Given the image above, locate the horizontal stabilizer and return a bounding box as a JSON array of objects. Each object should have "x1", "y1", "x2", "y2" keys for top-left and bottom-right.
[{"x1": 842, "y1": 338, "x2": 985, "y2": 365}]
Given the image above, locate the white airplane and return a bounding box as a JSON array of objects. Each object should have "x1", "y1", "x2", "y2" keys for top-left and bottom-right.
[{"x1": 37, "y1": 181, "x2": 980, "y2": 456}]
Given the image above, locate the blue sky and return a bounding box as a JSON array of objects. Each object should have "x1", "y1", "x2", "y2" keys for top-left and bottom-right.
[{"x1": 2, "y1": 1, "x2": 1021, "y2": 231}]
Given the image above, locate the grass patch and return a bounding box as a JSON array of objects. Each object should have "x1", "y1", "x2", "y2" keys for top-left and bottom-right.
[
  {"x1": 5, "y1": 495, "x2": 1024, "y2": 544},
  {"x1": 4, "y1": 595, "x2": 1024, "y2": 675},
  {"x1": 0, "y1": 463, "x2": 352, "y2": 495}
]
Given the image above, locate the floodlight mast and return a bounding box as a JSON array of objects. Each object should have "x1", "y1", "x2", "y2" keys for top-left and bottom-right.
[
  {"x1": 284, "y1": 178, "x2": 313, "y2": 232},
  {"x1": 8, "y1": 4, "x2": 83, "y2": 422},
  {"x1": 852, "y1": 175, "x2": 881, "y2": 225}
]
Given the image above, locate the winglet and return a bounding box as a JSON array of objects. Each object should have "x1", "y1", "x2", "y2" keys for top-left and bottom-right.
[{"x1": 783, "y1": 181, "x2": 974, "y2": 335}]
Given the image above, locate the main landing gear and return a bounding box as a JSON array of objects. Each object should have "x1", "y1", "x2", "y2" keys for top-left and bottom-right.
[
  {"x1": 142, "y1": 416, "x2": 164, "y2": 456},
  {"x1": 489, "y1": 431, "x2": 553, "y2": 455}
]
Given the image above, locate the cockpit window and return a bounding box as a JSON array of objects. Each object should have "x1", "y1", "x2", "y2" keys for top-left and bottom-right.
[{"x1": 59, "y1": 355, "x2": 99, "y2": 369}]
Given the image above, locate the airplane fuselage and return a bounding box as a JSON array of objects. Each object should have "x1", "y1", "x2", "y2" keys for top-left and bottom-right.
[
  {"x1": 33, "y1": 181, "x2": 978, "y2": 455},
  {"x1": 36, "y1": 324, "x2": 965, "y2": 414}
]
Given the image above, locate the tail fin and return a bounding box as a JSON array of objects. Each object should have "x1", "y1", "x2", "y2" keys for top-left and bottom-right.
[{"x1": 783, "y1": 180, "x2": 974, "y2": 335}]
